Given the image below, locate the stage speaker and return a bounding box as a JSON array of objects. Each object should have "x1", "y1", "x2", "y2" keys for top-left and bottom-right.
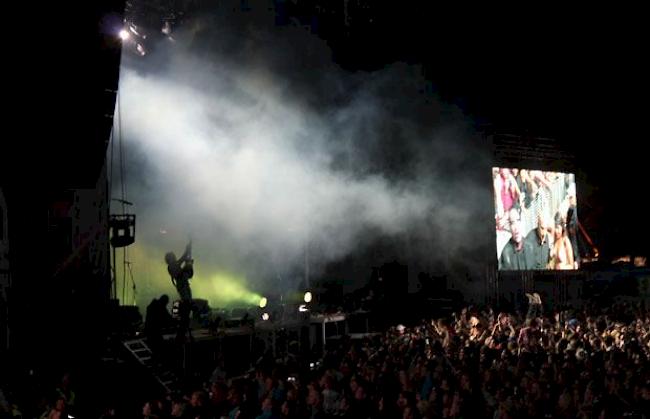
[{"x1": 110, "y1": 214, "x2": 136, "y2": 247}]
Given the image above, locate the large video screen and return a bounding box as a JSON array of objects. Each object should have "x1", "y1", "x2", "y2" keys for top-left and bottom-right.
[{"x1": 493, "y1": 168, "x2": 579, "y2": 271}]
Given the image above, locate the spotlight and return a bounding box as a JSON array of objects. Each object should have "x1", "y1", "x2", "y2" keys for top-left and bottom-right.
[
  {"x1": 162, "y1": 21, "x2": 172, "y2": 35},
  {"x1": 259, "y1": 297, "x2": 268, "y2": 308},
  {"x1": 299, "y1": 304, "x2": 308, "y2": 312},
  {"x1": 118, "y1": 29, "x2": 130, "y2": 40},
  {"x1": 128, "y1": 24, "x2": 141, "y2": 37},
  {"x1": 303, "y1": 291, "x2": 312, "y2": 303},
  {"x1": 262, "y1": 312, "x2": 270, "y2": 321}
]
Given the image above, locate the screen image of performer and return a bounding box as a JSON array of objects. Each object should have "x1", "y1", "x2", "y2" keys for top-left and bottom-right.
[
  {"x1": 498, "y1": 208, "x2": 527, "y2": 270},
  {"x1": 165, "y1": 241, "x2": 194, "y2": 341},
  {"x1": 550, "y1": 215, "x2": 575, "y2": 270},
  {"x1": 523, "y1": 213, "x2": 551, "y2": 270}
]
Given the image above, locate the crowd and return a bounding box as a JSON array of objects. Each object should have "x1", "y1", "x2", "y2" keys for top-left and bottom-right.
[{"x1": 2, "y1": 294, "x2": 649, "y2": 419}]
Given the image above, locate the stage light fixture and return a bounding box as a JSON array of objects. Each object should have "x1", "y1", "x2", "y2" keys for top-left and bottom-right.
[
  {"x1": 119, "y1": 29, "x2": 130, "y2": 40},
  {"x1": 262, "y1": 312, "x2": 270, "y2": 321},
  {"x1": 259, "y1": 297, "x2": 268, "y2": 308},
  {"x1": 128, "y1": 24, "x2": 141, "y2": 37},
  {"x1": 162, "y1": 21, "x2": 172, "y2": 35},
  {"x1": 304, "y1": 291, "x2": 312, "y2": 303}
]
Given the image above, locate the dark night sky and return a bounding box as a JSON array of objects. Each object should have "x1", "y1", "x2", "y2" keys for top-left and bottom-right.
[{"x1": 324, "y1": 4, "x2": 648, "y2": 259}]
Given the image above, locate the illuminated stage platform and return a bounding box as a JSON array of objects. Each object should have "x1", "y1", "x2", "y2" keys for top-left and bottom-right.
[{"x1": 161, "y1": 325, "x2": 253, "y2": 342}]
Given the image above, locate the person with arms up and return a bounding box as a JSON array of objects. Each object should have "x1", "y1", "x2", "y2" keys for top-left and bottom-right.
[{"x1": 165, "y1": 240, "x2": 195, "y2": 342}]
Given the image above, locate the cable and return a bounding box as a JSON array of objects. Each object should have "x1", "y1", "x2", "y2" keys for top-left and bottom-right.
[
  {"x1": 126, "y1": 261, "x2": 137, "y2": 306},
  {"x1": 117, "y1": 89, "x2": 127, "y2": 217},
  {"x1": 108, "y1": 128, "x2": 114, "y2": 204}
]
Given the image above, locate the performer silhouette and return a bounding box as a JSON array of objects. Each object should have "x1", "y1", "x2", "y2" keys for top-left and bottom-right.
[{"x1": 165, "y1": 241, "x2": 194, "y2": 342}]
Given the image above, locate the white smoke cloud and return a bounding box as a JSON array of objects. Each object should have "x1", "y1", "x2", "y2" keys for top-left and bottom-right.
[{"x1": 113, "y1": 9, "x2": 493, "y2": 300}]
